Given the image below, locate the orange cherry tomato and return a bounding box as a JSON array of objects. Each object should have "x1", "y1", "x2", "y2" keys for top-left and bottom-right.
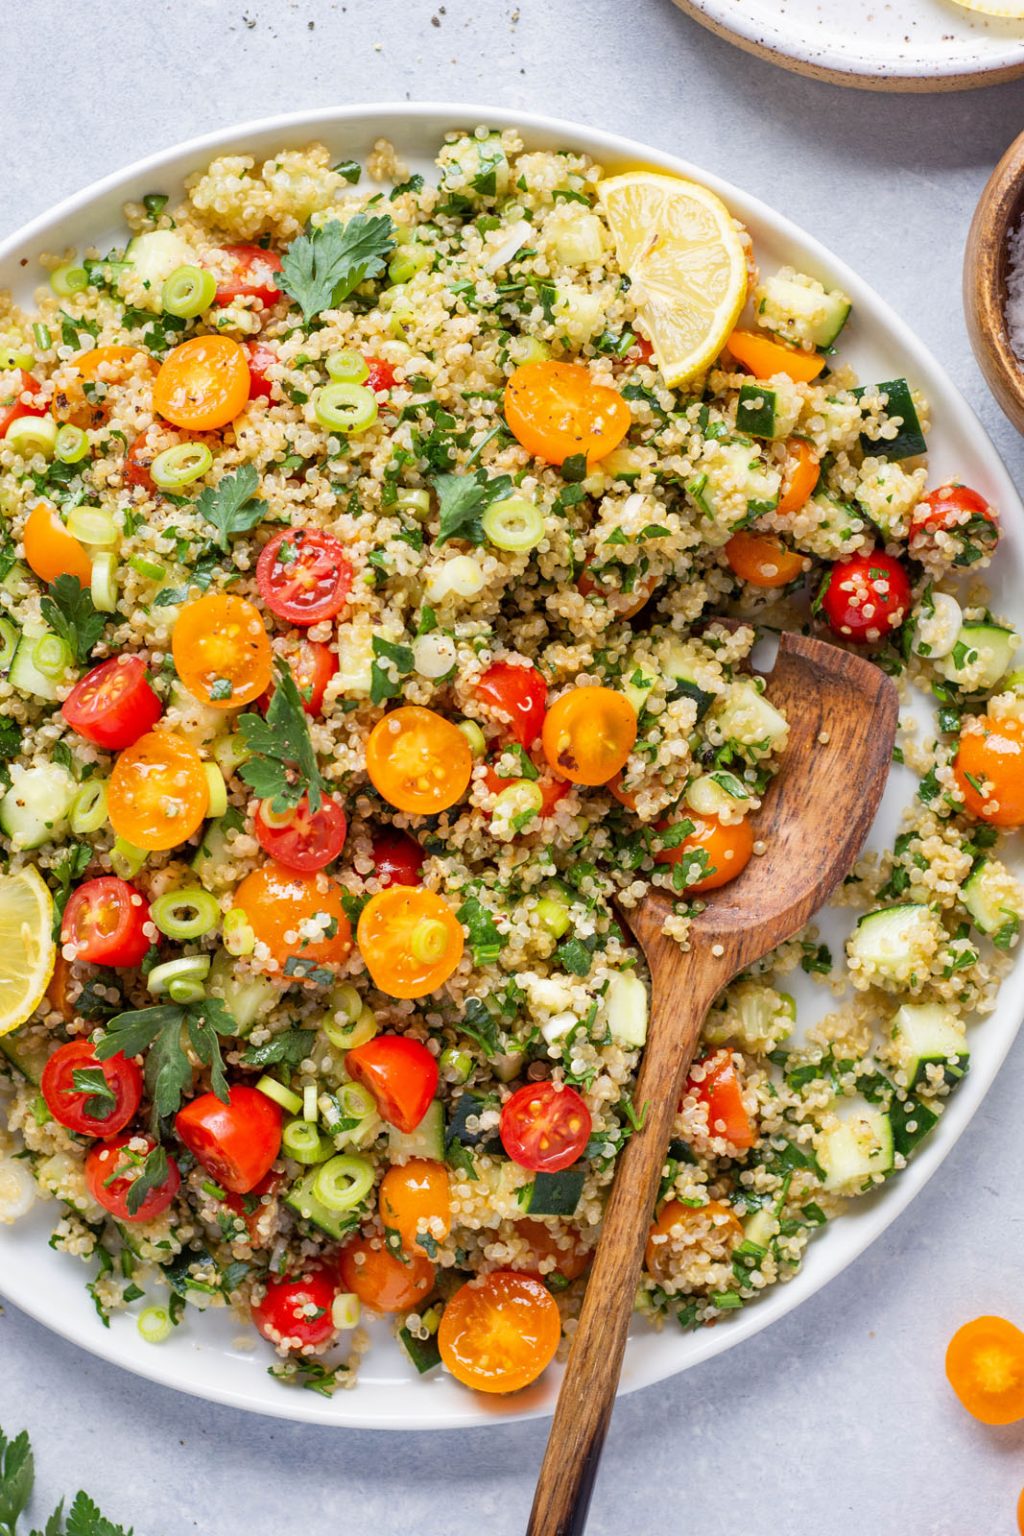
[
  {"x1": 23, "y1": 501, "x2": 92, "y2": 586},
  {"x1": 577, "y1": 561, "x2": 660, "y2": 621},
  {"x1": 233, "y1": 861, "x2": 352, "y2": 973},
  {"x1": 53, "y1": 346, "x2": 156, "y2": 428},
  {"x1": 504, "y1": 361, "x2": 631, "y2": 467},
  {"x1": 365, "y1": 705, "x2": 473, "y2": 815},
  {"x1": 153, "y1": 335, "x2": 250, "y2": 431},
  {"x1": 511, "y1": 1218, "x2": 591, "y2": 1282},
  {"x1": 357, "y1": 886, "x2": 464, "y2": 998},
  {"x1": 777, "y1": 439, "x2": 820, "y2": 514},
  {"x1": 954, "y1": 715, "x2": 1024, "y2": 828},
  {"x1": 686, "y1": 1051, "x2": 756, "y2": 1148},
  {"x1": 438, "y1": 1271, "x2": 561, "y2": 1395},
  {"x1": 107, "y1": 729, "x2": 209, "y2": 851},
  {"x1": 542, "y1": 686, "x2": 637, "y2": 787},
  {"x1": 655, "y1": 811, "x2": 754, "y2": 893},
  {"x1": 378, "y1": 1159, "x2": 451, "y2": 1255},
  {"x1": 172, "y1": 593, "x2": 272, "y2": 709},
  {"x1": 338, "y1": 1236, "x2": 435, "y2": 1314},
  {"x1": 946, "y1": 1316, "x2": 1024, "y2": 1425},
  {"x1": 726, "y1": 330, "x2": 825, "y2": 384},
  {"x1": 645, "y1": 1198, "x2": 742, "y2": 1282},
  {"x1": 46, "y1": 952, "x2": 77, "y2": 1022},
  {"x1": 725, "y1": 531, "x2": 805, "y2": 589}
]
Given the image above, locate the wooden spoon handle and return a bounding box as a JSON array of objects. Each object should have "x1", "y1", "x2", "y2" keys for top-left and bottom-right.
[{"x1": 527, "y1": 946, "x2": 732, "y2": 1536}]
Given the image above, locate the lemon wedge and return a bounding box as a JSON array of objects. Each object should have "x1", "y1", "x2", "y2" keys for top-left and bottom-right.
[
  {"x1": 950, "y1": 0, "x2": 1024, "y2": 15},
  {"x1": 0, "y1": 866, "x2": 55, "y2": 1037},
  {"x1": 597, "y1": 171, "x2": 748, "y2": 387}
]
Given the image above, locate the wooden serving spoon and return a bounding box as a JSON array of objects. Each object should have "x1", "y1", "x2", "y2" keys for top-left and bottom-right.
[{"x1": 527, "y1": 631, "x2": 899, "y2": 1536}]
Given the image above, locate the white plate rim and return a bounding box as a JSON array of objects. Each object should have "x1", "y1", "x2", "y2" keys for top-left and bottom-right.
[{"x1": 0, "y1": 100, "x2": 1022, "y2": 1431}]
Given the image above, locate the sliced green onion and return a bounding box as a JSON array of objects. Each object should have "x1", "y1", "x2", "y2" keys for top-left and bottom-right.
[
  {"x1": 137, "y1": 1306, "x2": 172, "y2": 1344},
  {"x1": 440, "y1": 1045, "x2": 473, "y2": 1083},
  {"x1": 492, "y1": 779, "x2": 544, "y2": 820},
  {"x1": 457, "y1": 720, "x2": 487, "y2": 759},
  {"x1": 256, "y1": 1075, "x2": 303, "y2": 1115},
  {"x1": 32, "y1": 323, "x2": 51, "y2": 352},
  {"x1": 110, "y1": 835, "x2": 146, "y2": 879},
  {"x1": 90, "y1": 553, "x2": 119, "y2": 614},
  {"x1": 303, "y1": 1083, "x2": 318, "y2": 1122},
  {"x1": 5, "y1": 415, "x2": 57, "y2": 459},
  {"x1": 258, "y1": 799, "x2": 295, "y2": 830},
  {"x1": 223, "y1": 906, "x2": 256, "y2": 957},
  {"x1": 54, "y1": 424, "x2": 90, "y2": 464},
  {"x1": 282, "y1": 1118, "x2": 334, "y2": 1164},
  {"x1": 508, "y1": 335, "x2": 551, "y2": 367},
  {"x1": 325, "y1": 350, "x2": 369, "y2": 384},
  {"x1": 0, "y1": 346, "x2": 34, "y2": 370},
  {"x1": 387, "y1": 244, "x2": 434, "y2": 285},
  {"x1": 168, "y1": 976, "x2": 206, "y2": 1004},
  {"x1": 536, "y1": 895, "x2": 571, "y2": 938},
  {"x1": 147, "y1": 954, "x2": 211, "y2": 998},
  {"x1": 313, "y1": 382, "x2": 378, "y2": 435},
  {"x1": 481, "y1": 496, "x2": 545, "y2": 553},
  {"x1": 151, "y1": 441, "x2": 213, "y2": 491},
  {"x1": 162, "y1": 265, "x2": 217, "y2": 319},
  {"x1": 67, "y1": 505, "x2": 117, "y2": 547},
  {"x1": 312, "y1": 1154, "x2": 374, "y2": 1213},
  {"x1": 332, "y1": 1292, "x2": 361, "y2": 1330},
  {"x1": 0, "y1": 618, "x2": 19, "y2": 673},
  {"x1": 323, "y1": 1000, "x2": 377, "y2": 1052},
  {"x1": 129, "y1": 553, "x2": 165, "y2": 581},
  {"x1": 69, "y1": 779, "x2": 108, "y2": 835},
  {"x1": 151, "y1": 887, "x2": 220, "y2": 941},
  {"x1": 50, "y1": 264, "x2": 88, "y2": 297},
  {"x1": 203, "y1": 763, "x2": 227, "y2": 818},
  {"x1": 337, "y1": 1082, "x2": 378, "y2": 1121},
  {"x1": 394, "y1": 487, "x2": 431, "y2": 519},
  {"x1": 410, "y1": 918, "x2": 449, "y2": 964},
  {"x1": 32, "y1": 633, "x2": 71, "y2": 679}
]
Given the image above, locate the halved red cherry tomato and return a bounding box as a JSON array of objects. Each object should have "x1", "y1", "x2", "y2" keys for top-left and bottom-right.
[
  {"x1": 474, "y1": 661, "x2": 547, "y2": 749},
  {"x1": 224, "y1": 1170, "x2": 282, "y2": 1246},
  {"x1": 500, "y1": 1081, "x2": 591, "y2": 1173},
  {"x1": 819, "y1": 550, "x2": 912, "y2": 645},
  {"x1": 357, "y1": 887, "x2": 464, "y2": 998},
  {"x1": 946, "y1": 1315, "x2": 1024, "y2": 1425},
  {"x1": 909, "y1": 482, "x2": 999, "y2": 568},
  {"x1": 338, "y1": 1237, "x2": 435, "y2": 1314},
  {"x1": 542, "y1": 686, "x2": 637, "y2": 786},
  {"x1": 233, "y1": 862, "x2": 352, "y2": 973},
  {"x1": 244, "y1": 341, "x2": 278, "y2": 401},
  {"x1": 654, "y1": 811, "x2": 754, "y2": 893},
  {"x1": 686, "y1": 1051, "x2": 756, "y2": 1149},
  {"x1": 61, "y1": 877, "x2": 151, "y2": 968},
  {"x1": 85, "y1": 1133, "x2": 181, "y2": 1223},
  {"x1": 505, "y1": 361, "x2": 631, "y2": 467},
  {"x1": 345, "y1": 1035, "x2": 439, "y2": 1134},
  {"x1": 260, "y1": 638, "x2": 336, "y2": 718},
  {"x1": 41, "y1": 1040, "x2": 142, "y2": 1138},
  {"x1": 210, "y1": 244, "x2": 283, "y2": 307},
  {"x1": 0, "y1": 370, "x2": 46, "y2": 437},
  {"x1": 438, "y1": 1271, "x2": 561, "y2": 1394},
  {"x1": 175, "y1": 1084, "x2": 282, "y2": 1195},
  {"x1": 124, "y1": 429, "x2": 157, "y2": 490},
  {"x1": 481, "y1": 763, "x2": 569, "y2": 819},
  {"x1": 254, "y1": 793, "x2": 348, "y2": 873},
  {"x1": 371, "y1": 826, "x2": 425, "y2": 887},
  {"x1": 256, "y1": 527, "x2": 354, "y2": 626},
  {"x1": 365, "y1": 357, "x2": 396, "y2": 392},
  {"x1": 253, "y1": 1265, "x2": 337, "y2": 1349},
  {"x1": 954, "y1": 715, "x2": 1024, "y2": 828},
  {"x1": 61, "y1": 656, "x2": 162, "y2": 751}
]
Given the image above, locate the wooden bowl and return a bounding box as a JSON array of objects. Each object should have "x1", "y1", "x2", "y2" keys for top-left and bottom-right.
[{"x1": 964, "y1": 128, "x2": 1024, "y2": 436}]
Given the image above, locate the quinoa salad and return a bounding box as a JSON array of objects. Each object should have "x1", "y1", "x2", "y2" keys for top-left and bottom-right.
[{"x1": 0, "y1": 126, "x2": 1021, "y2": 1400}]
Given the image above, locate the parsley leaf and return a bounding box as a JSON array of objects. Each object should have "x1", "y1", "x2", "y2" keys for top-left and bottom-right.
[
  {"x1": 95, "y1": 998, "x2": 235, "y2": 1129},
  {"x1": 196, "y1": 463, "x2": 267, "y2": 551},
  {"x1": 238, "y1": 659, "x2": 326, "y2": 813},
  {"x1": 125, "y1": 1143, "x2": 170, "y2": 1217},
  {"x1": 240, "y1": 1028, "x2": 316, "y2": 1070},
  {"x1": 0, "y1": 718, "x2": 21, "y2": 764},
  {"x1": 0, "y1": 1428, "x2": 34, "y2": 1536},
  {"x1": 456, "y1": 895, "x2": 505, "y2": 966},
  {"x1": 71, "y1": 1066, "x2": 117, "y2": 1122},
  {"x1": 370, "y1": 636, "x2": 415, "y2": 705},
  {"x1": 40, "y1": 576, "x2": 105, "y2": 666},
  {"x1": 279, "y1": 214, "x2": 395, "y2": 322},
  {"x1": 458, "y1": 997, "x2": 502, "y2": 1056},
  {"x1": 65, "y1": 1489, "x2": 133, "y2": 1536},
  {"x1": 50, "y1": 844, "x2": 91, "y2": 936},
  {"x1": 432, "y1": 469, "x2": 514, "y2": 546}
]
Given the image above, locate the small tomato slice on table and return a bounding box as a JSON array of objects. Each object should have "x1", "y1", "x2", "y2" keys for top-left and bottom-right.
[
  {"x1": 233, "y1": 861, "x2": 352, "y2": 973},
  {"x1": 23, "y1": 501, "x2": 92, "y2": 586},
  {"x1": 909, "y1": 483, "x2": 998, "y2": 568},
  {"x1": 172, "y1": 592, "x2": 272, "y2": 709},
  {"x1": 946, "y1": 1316, "x2": 1024, "y2": 1425},
  {"x1": 253, "y1": 1265, "x2": 338, "y2": 1349},
  {"x1": 0, "y1": 370, "x2": 46, "y2": 437},
  {"x1": 726, "y1": 531, "x2": 805, "y2": 589},
  {"x1": 505, "y1": 360, "x2": 631, "y2": 467},
  {"x1": 256, "y1": 527, "x2": 354, "y2": 626},
  {"x1": 654, "y1": 811, "x2": 754, "y2": 893},
  {"x1": 345, "y1": 1035, "x2": 438, "y2": 1133},
  {"x1": 365, "y1": 705, "x2": 473, "y2": 815},
  {"x1": 378, "y1": 1159, "x2": 451, "y2": 1255},
  {"x1": 686, "y1": 1051, "x2": 756, "y2": 1149},
  {"x1": 954, "y1": 715, "x2": 1024, "y2": 828},
  {"x1": 338, "y1": 1236, "x2": 436, "y2": 1314},
  {"x1": 474, "y1": 661, "x2": 547, "y2": 748},
  {"x1": 153, "y1": 335, "x2": 250, "y2": 431},
  {"x1": 209, "y1": 244, "x2": 283, "y2": 307},
  {"x1": 542, "y1": 686, "x2": 637, "y2": 787},
  {"x1": 438, "y1": 1271, "x2": 561, "y2": 1394},
  {"x1": 62, "y1": 655, "x2": 162, "y2": 751},
  {"x1": 61, "y1": 876, "x2": 152, "y2": 967},
  {"x1": 85, "y1": 1133, "x2": 181, "y2": 1223},
  {"x1": 108, "y1": 730, "x2": 209, "y2": 851},
  {"x1": 357, "y1": 887, "x2": 464, "y2": 999},
  {"x1": 500, "y1": 1081, "x2": 591, "y2": 1173},
  {"x1": 175, "y1": 1084, "x2": 282, "y2": 1194},
  {"x1": 818, "y1": 551, "x2": 912, "y2": 645},
  {"x1": 371, "y1": 826, "x2": 426, "y2": 888},
  {"x1": 645, "y1": 1198, "x2": 742, "y2": 1281},
  {"x1": 254, "y1": 793, "x2": 348, "y2": 873},
  {"x1": 41, "y1": 1039, "x2": 142, "y2": 1137}
]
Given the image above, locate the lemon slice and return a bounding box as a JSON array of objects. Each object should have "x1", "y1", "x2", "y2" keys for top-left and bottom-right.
[
  {"x1": 597, "y1": 171, "x2": 748, "y2": 387},
  {"x1": 0, "y1": 867, "x2": 55, "y2": 1037},
  {"x1": 950, "y1": 0, "x2": 1024, "y2": 15}
]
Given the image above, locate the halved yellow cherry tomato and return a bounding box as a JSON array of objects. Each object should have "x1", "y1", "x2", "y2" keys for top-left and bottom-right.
[
  {"x1": 655, "y1": 810, "x2": 754, "y2": 893},
  {"x1": 107, "y1": 729, "x2": 209, "y2": 851},
  {"x1": 154, "y1": 335, "x2": 251, "y2": 430},
  {"x1": 365, "y1": 706, "x2": 472, "y2": 815},
  {"x1": 357, "y1": 886, "x2": 464, "y2": 998},
  {"x1": 725, "y1": 531, "x2": 805, "y2": 589},
  {"x1": 378, "y1": 1159, "x2": 451, "y2": 1255},
  {"x1": 53, "y1": 345, "x2": 156, "y2": 428},
  {"x1": 172, "y1": 593, "x2": 272, "y2": 709},
  {"x1": 233, "y1": 861, "x2": 352, "y2": 973},
  {"x1": 726, "y1": 330, "x2": 825, "y2": 384},
  {"x1": 954, "y1": 715, "x2": 1024, "y2": 828},
  {"x1": 946, "y1": 1316, "x2": 1024, "y2": 1425},
  {"x1": 645, "y1": 1198, "x2": 742, "y2": 1282},
  {"x1": 504, "y1": 361, "x2": 631, "y2": 467},
  {"x1": 542, "y1": 686, "x2": 637, "y2": 786},
  {"x1": 777, "y1": 438, "x2": 820, "y2": 514},
  {"x1": 438, "y1": 1271, "x2": 561, "y2": 1394},
  {"x1": 23, "y1": 501, "x2": 92, "y2": 586},
  {"x1": 338, "y1": 1237, "x2": 435, "y2": 1314}
]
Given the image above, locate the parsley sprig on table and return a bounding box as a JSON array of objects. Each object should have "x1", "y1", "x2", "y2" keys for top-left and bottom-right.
[
  {"x1": 279, "y1": 213, "x2": 395, "y2": 321},
  {"x1": 0, "y1": 1423, "x2": 132, "y2": 1536},
  {"x1": 238, "y1": 659, "x2": 326, "y2": 812},
  {"x1": 40, "y1": 576, "x2": 105, "y2": 666},
  {"x1": 95, "y1": 997, "x2": 234, "y2": 1130},
  {"x1": 196, "y1": 463, "x2": 267, "y2": 551}
]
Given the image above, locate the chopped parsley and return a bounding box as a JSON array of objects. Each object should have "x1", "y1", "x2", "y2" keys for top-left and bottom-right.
[
  {"x1": 95, "y1": 997, "x2": 235, "y2": 1128},
  {"x1": 238, "y1": 659, "x2": 326, "y2": 813},
  {"x1": 196, "y1": 463, "x2": 267, "y2": 551},
  {"x1": 40, "y1": 576, "x2": 105, "y2": 666},
  {"x1": 279, "y1": 213, "x2": 395, "y2": 322}
]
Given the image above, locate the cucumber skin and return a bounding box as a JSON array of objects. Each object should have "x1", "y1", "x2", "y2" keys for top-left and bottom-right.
[
  {"x1": 524, "y1": 1168, "x2": 584, "y2": 1216},
  {"x1": 853, "y1": 379, "x2": 927, "y2": 462}
]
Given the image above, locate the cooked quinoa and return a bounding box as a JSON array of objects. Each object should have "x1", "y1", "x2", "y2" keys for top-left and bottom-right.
[{"x1": 0, "y1": 127, "x2": 1021, "y2": 1397}]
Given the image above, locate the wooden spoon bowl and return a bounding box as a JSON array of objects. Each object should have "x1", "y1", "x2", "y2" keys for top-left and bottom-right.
[{"x1": 964, "y1": 127, "x2": 1024, "y2": 436}]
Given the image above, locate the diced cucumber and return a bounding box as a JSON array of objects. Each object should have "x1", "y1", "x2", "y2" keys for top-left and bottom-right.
[
  {"x1": 890, "y1": 1093, "x2": 939, "y2": 1158},
  {"x1": 816, "y1": 1102, "x2": 894, "y2": 1191},
  {"x1": 846, "y1": 904, "x2": 942, "y2": 988},
  {"x1": 399, "y1": 1325, "x2": 442, "y2": 1374},
  {"x1": 191, "y1": 814, "x2": 243, "y2": 890},
  {"x1": 961, "y1": 858, "x2": 1022, "y2": 945},
  {"x1": 890, "y1": 1002, "x2": 968, "y2": 1089},
  {"x1": 756, "y1": 269, "x2": 851, "y2": 349},
  {"x1": 0, "y1": 762, "x2": 76, "y2": 849},
  {"x1": 206, "y1": 949, "x2": 279, "y2": 1035},
  {"x1": 742, "y1": 1206, "x2": 778, "y2": 1251},
  {"x1": 388, "y1": 1100, "x2": 445, "y2": 1161},
  {"x1": 9, "y1": 626, "x2": 64, "y2": 701},
  {"x1": 605, "y1": 971, "x2": 648, "y2": 1048},
  {"x1": 284, "y1": 1168, "x2": 363, "y2": 1243},
  {"x1": 0, "y1": 1028, "x2": 50, "y2": 1085},
  {"x1": 621, "y1": 655, "x2": 657, "y2": 716},
  {"x1": 522, "y1": 1167, "x2": 585, "y2": 1216},
  {"x1": 935, "y1": 623, "x2": 1017, "y2": 695},
  {"x1": 735, "y1": 382, "x2": 800, "y2": 441},
  {"x1": 910, "y1": 591, "x2": 962, "y2": 660},
  {"x1": 685, "y1": 770, "x2": 749, "y2": 819},
  {"x1": 688, "y1": 440, "x2": 780, "y2": 527},
  {"x1": 661, "y1": 639, "x2": 715, "y2": 721},
  {"x1": 438, "y1": 132, "x2": 509, "y2": 200},
  {"x1": 124, "y1": 230, "x2": 198, "y2": 294},
  {"x1": 711, "y1": 677, "x2": 788, "y2": 761},
  {"x1": 0, "y1": 616, "x2": 19, "y2": 673},
  {"x1": 0, "y1": 561, "x2": 31, "y2": 598},
  {"x1": 853, "y1": 378, "x2": 927, "y2": 462},
  {"x1": 599, "y1": 446, "x2": 644, "y2": 483}
]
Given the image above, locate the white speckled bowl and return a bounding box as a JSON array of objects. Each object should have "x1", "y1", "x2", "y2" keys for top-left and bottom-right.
[
  {"x1": 1, "y1": 103, "x2": 1023, "y2": 1429},
  {"x1": 671, "y1": 0, "x2": 1024, "y2": 90}
]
